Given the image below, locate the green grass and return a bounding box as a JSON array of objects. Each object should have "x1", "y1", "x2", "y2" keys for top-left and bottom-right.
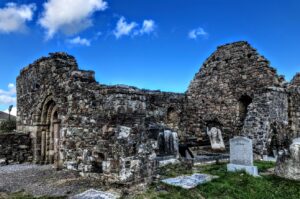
[
  {"x1": 132, "y1": 161, "x2": 300, "y2": 199},
  {"x1": 1, "y1": 192, "x2": 66, "y2": 199}
]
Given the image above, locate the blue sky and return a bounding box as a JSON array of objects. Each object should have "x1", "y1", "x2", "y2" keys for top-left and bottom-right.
[{"x1": 0, "y1": 0, "x2": 300, "y2": 113}]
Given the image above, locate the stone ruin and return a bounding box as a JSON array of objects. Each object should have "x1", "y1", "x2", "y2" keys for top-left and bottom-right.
[{"x1": 8, "y1": 41, "x2": 300, "y2": 184}]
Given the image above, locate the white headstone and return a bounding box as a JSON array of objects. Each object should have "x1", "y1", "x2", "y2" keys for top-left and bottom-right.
[
  {"x1": 207, "y1": 127, "x2": 225, "y2": 150},
  {"x1": 227, "y1": 136, "x2": 258, "y2": 176},
  {"x1": 230, "y1": 136, "x2": 253, "y2": 166}
]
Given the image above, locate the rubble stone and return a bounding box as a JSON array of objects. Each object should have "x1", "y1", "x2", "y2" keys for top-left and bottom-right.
[{"x1": 0, "y1": 132, "x2": 32, "y2": 164}]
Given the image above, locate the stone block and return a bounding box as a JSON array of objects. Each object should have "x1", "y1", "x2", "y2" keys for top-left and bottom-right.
[{"x1": 227, "y1": 163, "x2": 258, "y2": 176}]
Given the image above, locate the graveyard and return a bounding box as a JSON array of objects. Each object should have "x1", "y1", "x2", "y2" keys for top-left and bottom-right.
[
  {"x1": 1, "y1": 1, "x2": 300, "y2": 198},
  {"x1": 1, "y1": 42, "x2": 300, "y2": 198}
]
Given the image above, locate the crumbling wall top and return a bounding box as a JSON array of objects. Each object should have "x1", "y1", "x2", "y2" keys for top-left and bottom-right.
[
  {"x1": 291, "y1": 73, "x2": 300, "y2": 86},
  {"x1": 19, "y1": 52, "x2": 78, "y2": 77}
]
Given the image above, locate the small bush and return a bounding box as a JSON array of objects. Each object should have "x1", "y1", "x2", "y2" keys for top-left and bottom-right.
[{"x1": 0, "y1": 119, "x2": 16, "y2": 132}]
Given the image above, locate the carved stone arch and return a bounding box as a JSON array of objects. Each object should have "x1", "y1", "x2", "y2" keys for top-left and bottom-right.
[
  {"x1": 40, "y1": 95, "x2": 56, "y2": 124},
  {"x1": 35, "y1": 95, "x2": 62, "y2": 168}
]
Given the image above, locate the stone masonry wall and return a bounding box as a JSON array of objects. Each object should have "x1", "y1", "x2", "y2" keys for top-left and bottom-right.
[
  {"x1": 185, "y1": 41, "x2": 284, "y2": 145},
  {"x1": 288, "y1": 73, "x2": 300, "y2": 139},
  {"x1": 15, "y1": 41, "x2": 300, "y2": 182},
  {"x1": 241, "y1": 87, "x2": 289, "y2": 156},
  {"x1": 0, "y1": 132, "x2": 32, "y2": 164},
  {"x1": 16, "y1": 53, "x2": 184, "y2": 185}
]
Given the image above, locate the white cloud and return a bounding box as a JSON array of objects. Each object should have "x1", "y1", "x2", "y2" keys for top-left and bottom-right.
[
  {"x1": 0, "y1": 2, "x2": 36, "y2": 33},
  {"x1": 188, "y1": 27, "x2": 208, "y2": 39},
  {"x1": 0, "y1": 96, "x2": 16, "y2": 104},
  {"x1": 113, "y1": 17, "x2": 156, "y2": 39},
  {"x1": 68, "y1": 36, "x2": 91, "y2": 46},
  {"x1": 139, "y1": 19, "x2": 156, "y2": 35},
  {"x1": 113, "y1": 17, "x2": 138, "y2": 39},
  {"x1": 39, "y1": 0, "x2": 108, "y2": 38},
  {"x1": 0, "y1": 83, "x2": 16, "y2": 105},
  {"x1": 8, "y1": 83, "x2": 15, "y2": 89},
  {"x1": 3, "y1": 107, "x2": 17, "y2": 116}
]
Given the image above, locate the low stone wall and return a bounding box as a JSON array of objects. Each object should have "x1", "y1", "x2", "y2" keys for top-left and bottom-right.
[{"x1": 0, "y1": 132, "x2": 32, "y2": 165}]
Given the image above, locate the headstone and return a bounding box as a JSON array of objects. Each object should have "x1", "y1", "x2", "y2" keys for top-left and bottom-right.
[
  {"x1": 227, "y1": 136, "x2": 258, "y2": 176},
  {"x1": 275, "y1": 137, "x2": 300, "y2": 180},
  {"x1": 157, "y1": 130, "x2": 179, "y2": 157},
  {"x1": 207, "y1": 127, "x2": 225, "y2": 150}
]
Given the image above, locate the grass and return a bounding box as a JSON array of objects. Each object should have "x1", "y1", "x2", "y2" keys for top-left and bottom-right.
[
  {"x1": 132, "y1": 161, "x2": 300, "y2": 199},
  {"x1": 0, "y1": 192, "x2": 66, "y2": 199}
]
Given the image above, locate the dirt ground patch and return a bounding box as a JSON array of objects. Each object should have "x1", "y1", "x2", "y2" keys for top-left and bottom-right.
[{"x1": 0, "y1": 164, "x2": 109, "y2": 198}]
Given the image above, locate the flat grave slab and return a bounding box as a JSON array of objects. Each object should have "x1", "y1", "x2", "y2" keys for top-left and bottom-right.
[
  {"x1": 161, "y1": 173, "x2": 218, "y2": 189},
  {"x1": 71, "y1": 189, "x2": 119, "y2": 199}
]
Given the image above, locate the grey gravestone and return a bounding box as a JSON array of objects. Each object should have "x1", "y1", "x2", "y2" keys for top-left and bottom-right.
[
  {"x1": 275, "y1": 137, "x2": 300, "y2": 180},
  {"x1": 71, "y1": 189, "x2": 119, "y2": 199},
  {"x1": 227, "y1": 136, "x2": 258, "y2": 176},
  {"x1": 161, "y1": 173, "x2": 218, "y2": 189}
]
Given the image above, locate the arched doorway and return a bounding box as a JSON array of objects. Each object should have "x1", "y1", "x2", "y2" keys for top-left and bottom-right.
[
  {"x1": 238, "y1": 95, "x2": 252, "y2": 124},
  {"x1": 39, "y1": 98, "x2": 62, "y2": 168}
]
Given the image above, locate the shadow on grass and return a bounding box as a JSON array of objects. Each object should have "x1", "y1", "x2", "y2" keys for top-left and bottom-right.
[{"x1": 1, "y1": 192, "x2": 66, "y2": 199}]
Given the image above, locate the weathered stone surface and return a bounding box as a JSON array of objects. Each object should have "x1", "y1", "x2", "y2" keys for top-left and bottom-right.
[
  {"x1": 16, "y1": 53, "x2": 184, "y2": 185},
  {"x1": 241, "y1": 87, "x2": 289, "y2": 156},
  {"x1": 185, "y1": 41, "x2": 289, "y2": 155},
  {"x1": 0, "y1": 132, "x2": 32, "y2": 164},
  {"x1": 207, "y1": 127, "x2": 225, "y2": 151},
  {"x1": 161, "y1": 173, "x2": 217, "y2": 189},
  {"x1": 227, "y1": 136, "x2": 258, "y2": 176},
  {"x1": 229, "y1": 136, "x2": 253, "y2": 166},
  {"x1": 157, "y1": 130, "x2": 179, "y2": 157},
  {"x1": 275, "y1": 138, "x2": 300, "y2": 180},
  {"x1": 71, "y1": 189, "x2": 119, "y2": 199}
]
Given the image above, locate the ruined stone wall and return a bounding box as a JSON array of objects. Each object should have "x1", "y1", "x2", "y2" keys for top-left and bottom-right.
[
  {"x1": 60, "y1": 83, "x2": 183, "y2": 183},
  {"x1": 0, "y1": 132, "x2": 32, "y2": 164},
  {"x1": 17, "y1": 53, "x2": 79, "y2": 132},
  {"x1": 185, "y1": 41, "x2": 284, "y2": 145},
  {"x1": 16, "y1": 41, "x2": 300, "y2": 177},
  {"x1": 288, "y1": 73, "x2": 300, "y2": 139},
  {"x1": 16, "y1": 53, "x2": 184, "y2": 184},
  {"x1": 241, "y1": 87, "x2": 289, "y2": 156}
]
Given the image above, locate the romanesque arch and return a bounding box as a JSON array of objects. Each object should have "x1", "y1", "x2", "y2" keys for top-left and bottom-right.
[{"x1": 36, "y1": 96, "x2": 61, "y2": 168}]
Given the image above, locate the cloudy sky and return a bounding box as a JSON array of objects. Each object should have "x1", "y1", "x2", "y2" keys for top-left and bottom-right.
[{"x1": 0, "y1": 0, "x2": 300, "y2": 114}]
